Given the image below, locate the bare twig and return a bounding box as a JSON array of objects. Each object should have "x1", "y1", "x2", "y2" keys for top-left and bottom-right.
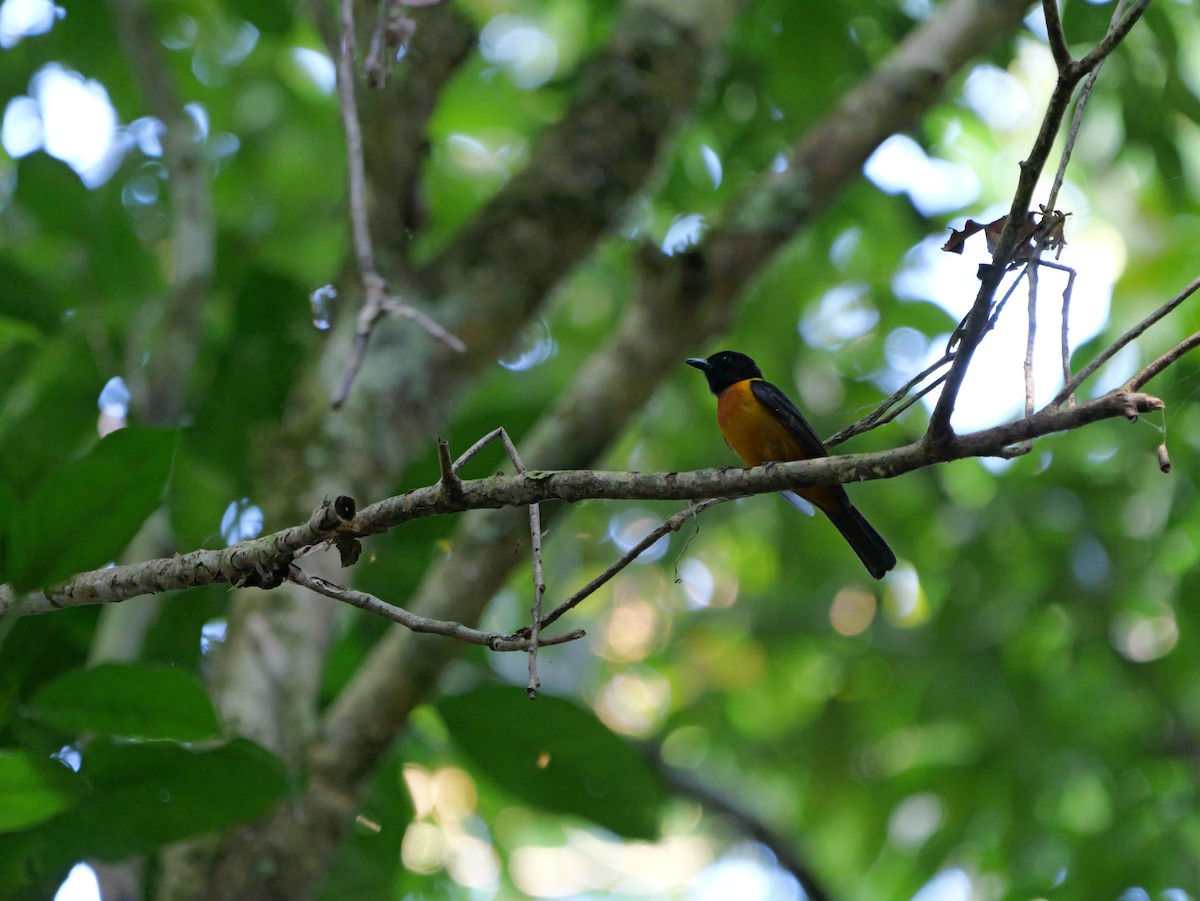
[
  {"x1": 826, "y1": 354, "x2": 953, "y2": 447},
  {"x1": 872, "y1": 372, "x2": 949, "y2": 431},
  {"x1": 1125, "y1": 331, "x2": 1200, "y2": 392},
  {"x1": 1049, "y1": 274, "x2": 1200, "y2": 407},
  {"x1": 330, "y1": 0, "x2": 464, "y2": 409},
  {"x1": 1041, "y1": 0, "x2": 1072, "y2": 70},
  {"x1": 516, "y1": 498, "x2": 729, "y2": 637},
  {"x1": 382, "y1": 300, "x2": 467, "y2": 352},
  {"x1": 1052, "y1": 0, "x2": 1142, "y2": 210},
  {"x1": 336, "y1": 0, "x2": 376, "y2": 283},
  {"x1": 1028, "y1": 2, "x2": 1123, "y2": 406},
  {"x1": 1057, "y1": 261, "x2": 1077, "y2": 395},
  {"x1": 527, "y1": 503, "x2": 545, "y2": 698},
  {"x1": 436, "y1": 436, "x2": 463, "y2": 499},
  {"x1": 1074, "y1": 0, "x2": 1147, "y2": 76},
  {"x1": 1025, "y1": 258, "x2": 1040, "y2": 419},
  {"x1": 289, "y1": 566, "x2": 583, "y2": 651},
  {"x1": 984, "y1": 264, "x2": 1028, "y2": 334},
  {"x1": 445, "y1": 428, "x2": 546, "y2": 695},
  {"x1": 926, "y1": 0, "x2": 1148, "y2": 442},
  {"x1": 453, "y1": 426, "x2": 519, "y2": 473}
]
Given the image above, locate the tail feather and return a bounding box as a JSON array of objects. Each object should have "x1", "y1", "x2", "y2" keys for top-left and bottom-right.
[
  {"x1": 825, "y1": 505, "x2": 896, "y2": 580},
  {"x1": 779, "y1": 490, "x2": 816, "y2": 516}
]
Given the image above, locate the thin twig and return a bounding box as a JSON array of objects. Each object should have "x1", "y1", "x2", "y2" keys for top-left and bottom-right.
[
  {"x1": 826, "y1": 354, "x2": 953, "y2": 447},
  {"x1": 289, "y1": 566, "x2": 584, "y2": 651},
  {"x1": 384, "y1": 300, "x2": 468, "y2": 353},
  {"x1": 1024, "y1": 258, "x2": 1040, "y2": 419},
  {"x1": 1073, "y1": 0, "x2": 1147, "y2": 76},
  {"x1": 516, "y1": 498, "x2": 729, "y2": 636},
  {"x1": 1045, "y1": 58, "x2": 1098, "y2": 215},
  {"x1": 926, "y1": 0, "x2": 1147, "y2": 442},
  {"x1": 1042, "y1": 0, "x2": 1072, "y2": 70},
  {"x1": 447, "y1": 428, "x2": 547, "y2": 696},
  {"x1": 527, "y1": 503, "x2": 545, "y2": 698},
  {"x1": 1125, "y1": 331, "x2": 1200, "y2": 392},
  {"x1": 1057, "y1": 262, "x2": 1077, "y2": 396},
  {"x1": 436, "y1": 437, "x2": 463, "y2": 498},
  {"x1": 984, "y1": 264, "x2": 1029, "y2": 335},
  {"x1": 874, "y1": 372, "x2": 949, "y2": 430},
  {"x1": 453, "y1": 427, "x2": 518, "y2": 473},
  {"x1": 331, "y1": 0, "x2": 388, "y2": 409},
  {"x1": 329, "y1": 0, "x2": 464, "y2": 408},
  {"x1": 1030, "y1": 1, "x2": 1121, "y2": 408},
  {"x1": 1048, "y1": 274, "x2": 1200, "y2": 407},
  {"x1": 337, "y1": 0, "x2": 376, "y2": 281}
]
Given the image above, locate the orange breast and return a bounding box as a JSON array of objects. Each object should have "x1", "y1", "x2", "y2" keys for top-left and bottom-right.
[{"x1": 716, "y1": 379, "x2": 808, "y2": 467}]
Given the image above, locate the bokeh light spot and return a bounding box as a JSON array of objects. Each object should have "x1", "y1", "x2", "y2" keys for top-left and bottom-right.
[{"x1": 830, "y1": 586, "x2": 876, "y2": 636}]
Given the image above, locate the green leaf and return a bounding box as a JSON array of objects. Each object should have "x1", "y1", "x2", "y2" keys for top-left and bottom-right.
[
  {"x1": 0, "y1": 316, "x2": 40, "y2": 356},
  {"x1": 0, "y1": 750, "x2": 79, "y2": 833},
  {"x1": 222, "y1": 0, "x2": 294, "y2": 34},
  {"x1": 44, "y1": 738, "x2": 290, "y2": 861},
  {"x1": 5, "y1": 427, "x2": 176, "y2": 590},
  {"x1": 27, "y1": 664, "x2": 221, "y2": 742},
  {"x1": 0, "y1": 332, "x2": 103, "y2": 493},
  {"x1": 439, "y1": 685, "x2": 668, "y2": 840}
]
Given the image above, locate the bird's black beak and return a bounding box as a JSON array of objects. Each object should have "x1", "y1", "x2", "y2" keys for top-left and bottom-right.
[{"x1": 686, "y1": 357, "x2": 709, "y2": 372}]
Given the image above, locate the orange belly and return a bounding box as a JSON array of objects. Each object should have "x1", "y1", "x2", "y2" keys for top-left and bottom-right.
[
  {"x1": 716, "y1": 379, "x2": 808, "y2": 466},
  {"x1": 716, "y1": 378, "x2": 847, "y2": 514}
]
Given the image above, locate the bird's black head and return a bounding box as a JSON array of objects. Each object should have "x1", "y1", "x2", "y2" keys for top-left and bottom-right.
[{"x1": 686, "y1": 350, "x2": 764, "y2": 395}]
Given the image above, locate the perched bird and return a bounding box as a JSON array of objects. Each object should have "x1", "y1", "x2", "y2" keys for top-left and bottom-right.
[{"x1": 687, "y1": 350, "x2": 896, "y2": 579}]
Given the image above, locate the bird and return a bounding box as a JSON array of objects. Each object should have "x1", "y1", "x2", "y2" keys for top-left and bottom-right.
[{"x1": 687, "y1": 350, "x2": 896, "y2": 579}]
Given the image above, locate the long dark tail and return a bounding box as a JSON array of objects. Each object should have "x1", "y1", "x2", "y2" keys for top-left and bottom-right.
[{"x1": 825, "y1": 504, "x2": 896, "y2": 580}]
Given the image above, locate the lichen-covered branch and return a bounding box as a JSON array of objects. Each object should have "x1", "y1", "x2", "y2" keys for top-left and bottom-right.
[{"x1": 0, "y1": 388, "x2": 1165, "y2": 620}]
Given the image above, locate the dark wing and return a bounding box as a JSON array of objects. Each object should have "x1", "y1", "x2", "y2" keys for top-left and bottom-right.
[{"x1": 750, "y1": 379, "x2": 830, "y2": 459}]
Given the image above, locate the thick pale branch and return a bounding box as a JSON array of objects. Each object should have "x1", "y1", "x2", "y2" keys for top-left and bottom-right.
[
  {"x1": 0, "y1": 498, "x2": 352, "y2": 617},
  {"x1": 0, "y1": 390, "x2": 1162, "y2": 619}
]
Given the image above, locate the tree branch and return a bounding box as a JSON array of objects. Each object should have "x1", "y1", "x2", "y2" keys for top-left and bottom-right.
[
  {"x1": 516, "y1": 498, "x2": 729, "y2": 636},
  {"x1": 1049, "y1": 274, "x2": 1200, "y2": 407},
  {"x1": 927, "y1": 0, "x2": 1148, "y2": 442},
  {"x1": 288, "y1": 566, "x2": 584, "y2": 651},
  {"x1": 0, "y1": 388, "x2": 1165, "y2": 620},
  {"x1": 1041, "y1": 0, "x2": 1072, "y2": 70},
  {"x1": 1126, "y1": 331, "x2": 1200, "y2": 392},
  {"x1": 360, "y1": 3, "x2": 474, "y2": 259},
  {"x1": 330, "y1": 0, "x2": 465, "y2": 408}
]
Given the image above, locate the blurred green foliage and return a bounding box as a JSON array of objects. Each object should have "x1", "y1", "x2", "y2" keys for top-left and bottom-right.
[{"x1": 2, "y1": 0, "x2": 1200, "y2": 898}]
